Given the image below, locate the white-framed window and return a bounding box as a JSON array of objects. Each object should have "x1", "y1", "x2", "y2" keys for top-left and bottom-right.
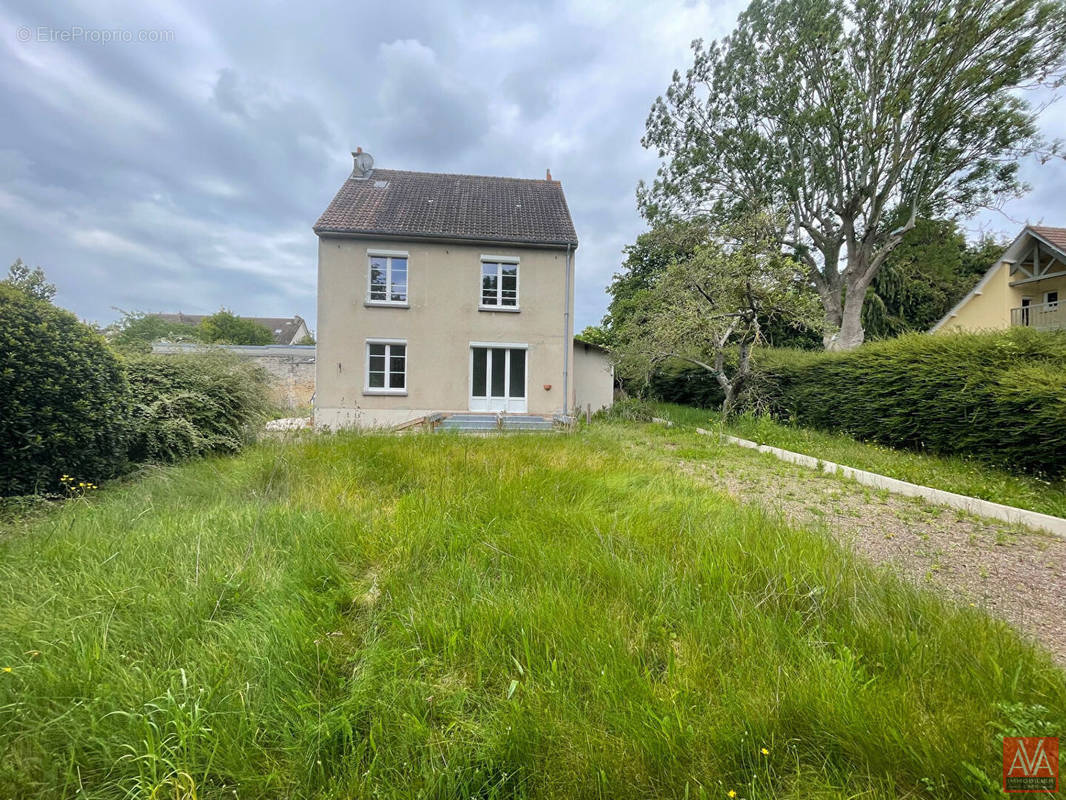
[
  {"x1": 364, "y1": 339, "x2": 407, "y2": 394},
  {"x1": 367, "y1": 250, "x2": 408, "y2": 306},
  {"x1": 480, "y1": 255, "x2": 519, "y2": 310},
  {"x1": 1045, "y1": 290, "x2": 1059, "y2": 309}
]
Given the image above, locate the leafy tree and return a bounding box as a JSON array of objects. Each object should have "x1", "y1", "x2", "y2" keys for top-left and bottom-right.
[
  {"x1": 642, "y1": 0, "x2": 1066, "y2": 349},
  {"x1": 3, "y1": 259, "x2": 56, "y2": 301},
  {"x1": 604, "y1": 219, "x2": 822, "y2": 350},
  {"x1": 603, "y1": 220, "x2": 708, "y2": 342},
  {"x1": 196, "y1": 310, "x2": 274, "y2": 346},
  {"x1": 863, "y1": 219, "x2": 1007, "y2": 337},
  {"x1": 107, "y1": 310, "x2": 200, "y2": 353},
  {"x1": 295, "y1": 333, "x2": 316, "y2": 346},
  {"x1": 577, "y1": 325, "x2": 611, "y2": 347},
  {"x1": 616, "y1": 215, "x2": 821, "y2": 416}
]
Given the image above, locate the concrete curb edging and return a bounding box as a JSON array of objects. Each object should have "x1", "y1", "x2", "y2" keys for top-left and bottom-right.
[{"x1": 693, "y1": 428, "x2": 1066, "y2": 538}]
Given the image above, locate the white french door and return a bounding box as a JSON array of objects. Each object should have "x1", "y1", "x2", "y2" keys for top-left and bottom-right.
[{"x1": 469, "y1": 345, "x2": 527, "y2": 413}]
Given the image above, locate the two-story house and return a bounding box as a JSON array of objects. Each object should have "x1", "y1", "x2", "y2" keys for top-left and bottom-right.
[
  {"x1": 932, "y1": 225, "x2": 1066, "y2": 334},
  {"x1": 312, "y1": 151, "x2": 613, "y2": 429}
]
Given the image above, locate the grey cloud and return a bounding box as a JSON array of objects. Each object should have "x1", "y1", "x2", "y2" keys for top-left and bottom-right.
[
  {"x1": 374, "y1": 39, "x2": 492, "y2": 161},
  {"x1": 0, "y1": 0, "x2": 1060, "y2": 334}
]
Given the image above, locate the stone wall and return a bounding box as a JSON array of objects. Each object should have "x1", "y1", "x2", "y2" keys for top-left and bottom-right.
[{"x1": 151, "y1": 343, "x2": 316, "y2": 410}]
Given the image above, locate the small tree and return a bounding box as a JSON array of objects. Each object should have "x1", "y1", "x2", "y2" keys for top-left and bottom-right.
[
  {"x1": 642, "y1": 0, "x2": 1066, "y2": 349},
  {"x1": 617, "y1": 217, "x2": 821, "y2": 415},
  {"x1": 3, "y1": 259, "x2": 56, "y2": 301},
  {"x1": 196, "y1": 310, "x2": 274, "y2": 345},
  {"x1": 577, "y1": 325, "x2": 611, "y2": 347},
  {"x1": 107, "y1": 310, "x2": 199, "y2": 353},
  {"x1": 603, "y1": 219, "x2": 709, "y2": 342}
]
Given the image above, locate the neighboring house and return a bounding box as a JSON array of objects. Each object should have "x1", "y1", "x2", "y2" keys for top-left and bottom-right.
[
  {"x1": 151, "y1": 312, "x2": 312, "y2": 345},
  {"x1": 312, "y1": 150, "x2": 613, "y2": 428},
  {"x1": 931, "y1": 226, "x2": 1066, "y2": 334}
]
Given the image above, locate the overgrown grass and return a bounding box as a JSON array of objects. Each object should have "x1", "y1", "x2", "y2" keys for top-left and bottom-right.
[
  {"x1": 656, "y1": 403, "x2": 1066, "y2": 519},
  {"x1": 1, "y1": 428, "x2": 1063, "y2": 798}
]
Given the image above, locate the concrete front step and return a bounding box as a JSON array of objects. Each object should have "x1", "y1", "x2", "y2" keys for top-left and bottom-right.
[{"x1": 438, "y1": 413, "x2": 556, "y2": 433}]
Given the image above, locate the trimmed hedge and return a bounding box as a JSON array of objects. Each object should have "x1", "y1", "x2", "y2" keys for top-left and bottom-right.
[
  {"x1": 0, "y1": 285, "x2": 131, "y2": 495},
  {"x1": 651, "y1": 329, "x2": 1066, "y2": 478},
  {"x1": 125, "y1": 353, "x2": 271, "y2": 463}
]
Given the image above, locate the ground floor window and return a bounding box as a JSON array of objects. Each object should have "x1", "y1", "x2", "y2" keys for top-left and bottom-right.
[{"x1": 365, "y1": 340, "x2": 406, "y2": 393}]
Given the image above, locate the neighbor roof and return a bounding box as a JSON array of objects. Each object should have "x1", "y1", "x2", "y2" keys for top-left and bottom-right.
[
  {"x1": 1029, "y1": 226, "x2": 1066, "y2": 254},
  {"x1": 314, "y1": 168, "x2": 578, "y2": 247},
  {"x1": 152, "y1": 313, "x2": 307, "y2": 345}
]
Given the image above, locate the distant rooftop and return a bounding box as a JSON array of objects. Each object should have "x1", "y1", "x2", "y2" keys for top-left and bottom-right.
[
  {"x1": 152, "y1": 313, "x2": 307, "y2": 345},
  {"x1": 314, "y1": 160, "x2": 578, "y2": 248}
]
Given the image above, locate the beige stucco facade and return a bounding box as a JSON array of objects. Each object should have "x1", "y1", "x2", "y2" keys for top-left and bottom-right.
[
  {"x1": 573, "y1": 341, "x2": 614, "y2": 413},
  {"x1": 315, "y1": 236, "x2": 577, "y2": 428},
  {"x1": 932, "y1": 227, "x2": 1066, "y2": 334}
]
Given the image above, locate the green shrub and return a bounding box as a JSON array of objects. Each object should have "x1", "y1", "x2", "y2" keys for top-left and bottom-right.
[
  {"x1": 125, "y1": 353, "x2": 271, "y2": 463},
  {"x1": 0, "y1": 285, "x2": 131, "y2": 495},
  {"x1": 599, "y1": 396, "x2": 657, "y2": 422},
  {"x1": 648, "y1": 357, "x2": 729, "y2": 409},
  {"x1": 650, "y1": 329, "x2": 1066, "y2": 477}
]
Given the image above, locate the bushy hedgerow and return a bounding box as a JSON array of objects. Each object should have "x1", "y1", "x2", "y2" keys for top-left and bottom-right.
[
  {"x1": 651, "y1": 328, "x2": 1066, "y2": 477},
  {"x1": 648, "y1": 358, "x2": 731, "y2": 409},
  {"x1": 0, "y1": 285, "x2": 131, "y2": 495},
  {"x1": 125, "y1": 353, "x2": 271, "y2": 463},
  {"x1": 754, "y1": 329, "x2": 1066, "y2": 476},
  {"x1": 123, "y1": 356, "x2": 270, "y2": 462}
]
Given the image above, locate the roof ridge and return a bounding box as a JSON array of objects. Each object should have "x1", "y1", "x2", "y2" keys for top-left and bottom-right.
[{"x1": 366, "y1": 167, "x2": 561, "y2": 185}]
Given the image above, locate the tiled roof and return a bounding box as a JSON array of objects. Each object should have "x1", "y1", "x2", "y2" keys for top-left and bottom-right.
[
  {"x1": 1030, "y1": 226, "x2": 1066, "y2": 255},
  {"x1": 314, "y1": 168, "x2": 578, "y2": 247},
  {"x1": 152, "y1": 313, "x2": 307, "y2": 345}
]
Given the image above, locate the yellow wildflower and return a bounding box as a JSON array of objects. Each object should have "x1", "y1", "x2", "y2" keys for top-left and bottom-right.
[
  {"x1": 761, "y1": 747, "x2": 769, "y2": 755},
  {"x1": 727, "y1": 791, "x2": 737, "y2": 799},
  {"x1": 2, "y1": 667, "x2": 11, "y2": 673}
]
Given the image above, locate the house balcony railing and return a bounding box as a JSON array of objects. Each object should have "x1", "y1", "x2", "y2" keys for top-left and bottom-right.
[{"x1": 1011, "y1": 301, "x2": 1066, "y2": 330}]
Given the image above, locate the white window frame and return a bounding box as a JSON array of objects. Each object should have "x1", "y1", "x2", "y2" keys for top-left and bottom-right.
[
  {"x1": 468, "y1": 342, "x2": 528, "y2": 413},
  {"x1": 1044, "y1": 290, "x2": 1059, "y2": 309},
  {"x1": 478, "y1": 254, "x2": 520, "y2": 312},
  {"x1": 366, "y1": 249, "x2": 410, "y2": 307},
  {"x1": 363, "y1": 338, "x2": 408, "y2": 396}
]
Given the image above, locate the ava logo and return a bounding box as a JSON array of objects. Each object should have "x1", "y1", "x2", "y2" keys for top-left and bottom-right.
[{"x1": 1003, "y1": 737, "x2": 1058, "y2": 793}]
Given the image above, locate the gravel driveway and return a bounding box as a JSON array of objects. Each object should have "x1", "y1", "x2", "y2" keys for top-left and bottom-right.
[{"x1": 632, "y1": 431, "x2": 1066, "y2": 665}]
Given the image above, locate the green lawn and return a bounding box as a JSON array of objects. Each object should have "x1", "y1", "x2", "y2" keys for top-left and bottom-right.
[
  {"x1": 656, "y1": 403, "x2": 1066, "y2": 519},
  {"x1": 1, "y1": 426, "x2": 1063, "y2": 799}
]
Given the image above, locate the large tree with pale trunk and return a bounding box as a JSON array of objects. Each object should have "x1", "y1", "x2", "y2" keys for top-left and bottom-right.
[{"x1": 640, "y1": 0, "x2": 1066, "y2": 349}]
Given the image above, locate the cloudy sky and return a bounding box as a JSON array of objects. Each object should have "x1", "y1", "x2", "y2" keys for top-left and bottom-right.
[{"x1": 1, "y1": 0, "x2": 1064, "y2": 333}]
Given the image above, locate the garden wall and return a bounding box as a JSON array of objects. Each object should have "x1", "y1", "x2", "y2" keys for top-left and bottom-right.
[{"x1": 152, "y1": 343, "x2": 315, "y2": 409}]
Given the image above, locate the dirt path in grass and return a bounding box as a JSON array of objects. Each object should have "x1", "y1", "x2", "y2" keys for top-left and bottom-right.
[{"x1": 641, "y1": 436, "x2": 1066, "y2": 664}]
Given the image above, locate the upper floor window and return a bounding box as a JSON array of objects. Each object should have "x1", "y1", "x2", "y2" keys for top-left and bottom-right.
[
  {"x1": 367, "y1": 250, "x2": 408, "y2": 305},
  {"x1": 480, "y1": 256, "x2": 519, "y2": 310}
]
